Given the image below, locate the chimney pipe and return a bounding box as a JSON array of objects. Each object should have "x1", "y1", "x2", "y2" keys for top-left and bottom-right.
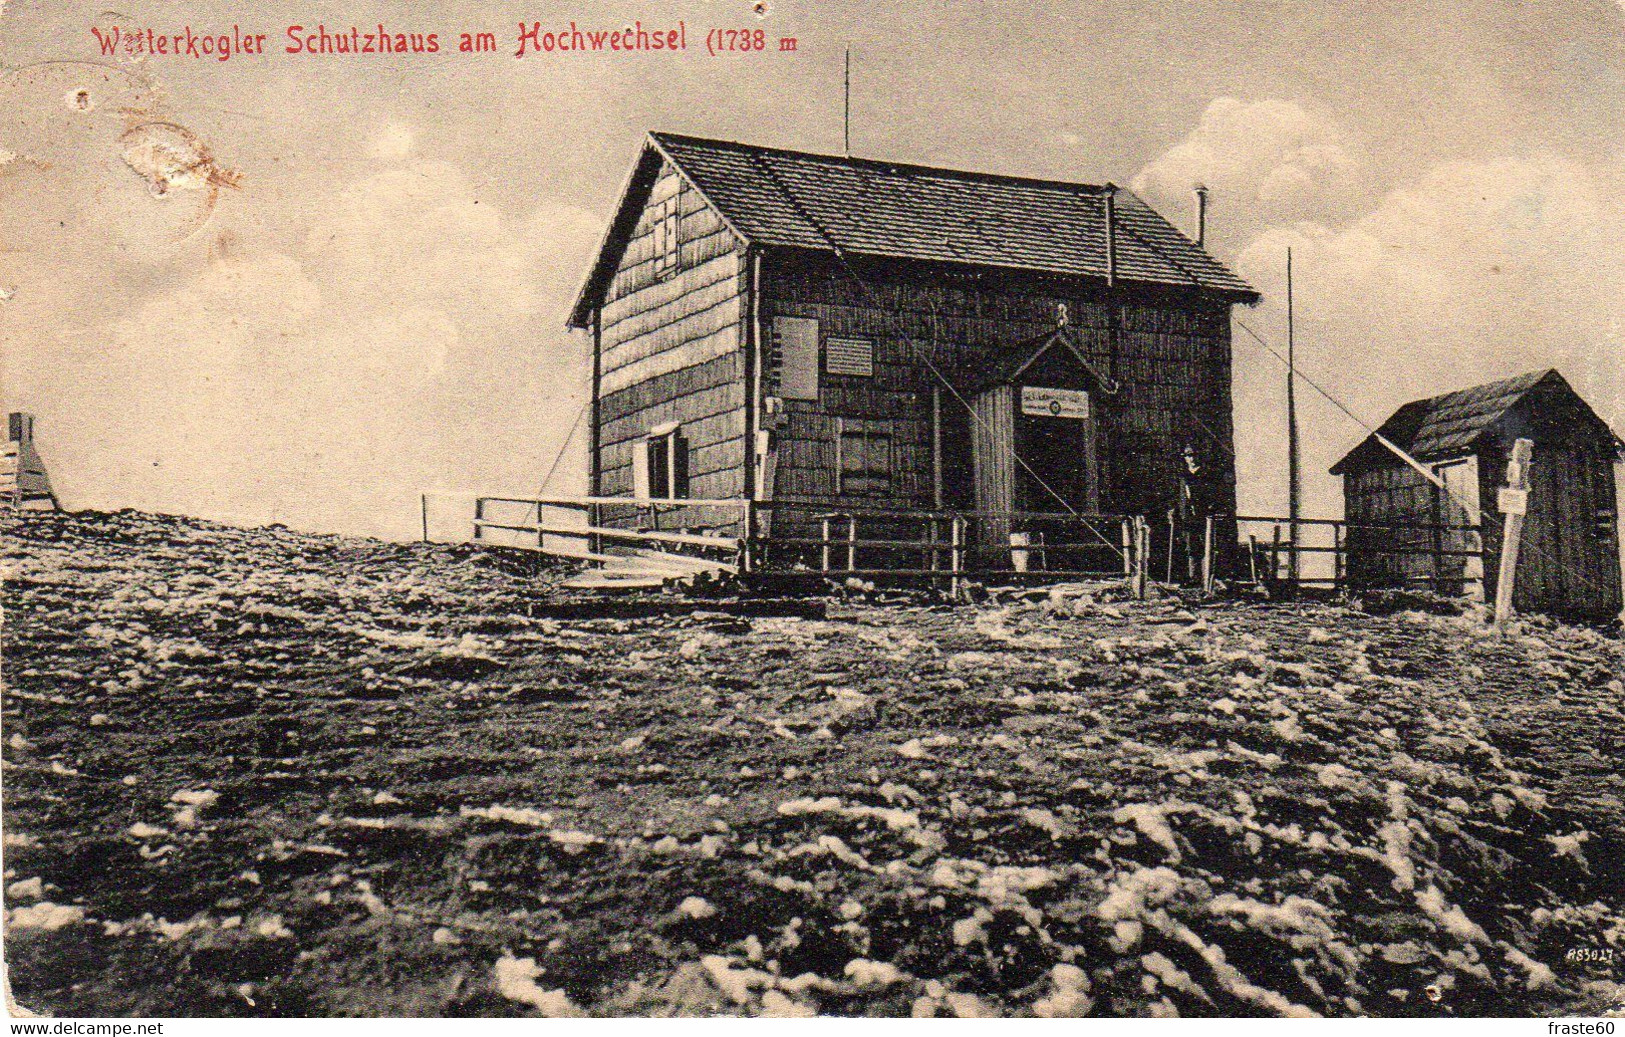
[
  {"x1": 1103, "y1": 184, "x2": 1117, "y2": 287},
  {"x1": 1194, "y1": 184, "x2": 1208, "y2": 247}
]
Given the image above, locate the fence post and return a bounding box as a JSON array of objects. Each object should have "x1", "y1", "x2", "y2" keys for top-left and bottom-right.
[
  {"x1": 1270, "y1": 525, "x2": 1283, "y2": 593},
  {"x1": 740, "y1": 500, "x2": 755, "y2": 576},
  {"x1": 1492, "y1": 438, "x2": 1534, "y2": 634},
  {"x1": 950, "y1": 514, "x2": 966, "y2": 601},
  {"x1": 1131, "y1": 516, "x2": 1144, "y2": 591},
  {"x1": 473, "y1": 498, "x2": 484, "y2": 543},
  {"x1": 421, "y1": 494, "x2": 429, "y2": 543},
  {"x1": 1165, "y1": 509, "x2": 1177, "y2": 584},
  {"x1": 846, "y1": 514, "x2": 858, "y2": 572},
  {"x1": 820, "y1": 515, "x2": 833, "y2": 574},
  {"x1": 1142, "y1": 518, "x2": 1154, "y2": 598},
  {"x1": 1202, "y1": 515, "x2": 1215, "y2": 595},
  {"x1": 1333, "y1": 522, "x2": 1345, "y2": 594},
  {"x1": 1132, "y1": 517, "x2": 1150, "y2": 600}
]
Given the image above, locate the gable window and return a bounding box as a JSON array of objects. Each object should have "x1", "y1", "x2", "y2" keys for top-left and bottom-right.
[
  {"x1": 632, "y1": 422, "x2": 689, "y2": 500},
  {"x1": 826, "y1": 336, "x2": 874, "y2": 377},
  {"x1": 837, "y1": 419, "x2": 892, "y2": 497},
  {"x1": 650, "y1": 196, "x2": 681, "y2": 278},
  {"x1": 774, "y1": 316, "x2": 820, "y2": 401}
]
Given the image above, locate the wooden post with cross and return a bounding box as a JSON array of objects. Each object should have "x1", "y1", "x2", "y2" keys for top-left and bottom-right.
[{"x1": 1492, "y1": 438, "x2": 1534, "y2": 634}]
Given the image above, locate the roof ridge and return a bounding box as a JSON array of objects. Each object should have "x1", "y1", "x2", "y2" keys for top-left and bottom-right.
[
  {"x1": 1418, "y1": 367, "x2": 1557, "y2": 408},
  {"x1": 1330, "y1": 367, "x2": 1583, "y2": 474},
  {"x1": 651, "y1": 130, "x2": 1117, "y2": 195},
  {"x1": 744, "y1": 150, "x2": 849, "y2": 261}
]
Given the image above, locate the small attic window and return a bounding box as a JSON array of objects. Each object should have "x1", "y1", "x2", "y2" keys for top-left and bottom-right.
[{"x1": 651, "y1": 196, "x2": 680, "y2": 278}]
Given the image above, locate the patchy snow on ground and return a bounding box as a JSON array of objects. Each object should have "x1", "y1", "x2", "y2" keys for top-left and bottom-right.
[{"x1": 3, "y1": 509, "x2": 1622, "y2": 1017}]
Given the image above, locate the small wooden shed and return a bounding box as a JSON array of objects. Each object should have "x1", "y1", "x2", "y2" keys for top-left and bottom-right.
[{"x1": 1331, "y1": 369, "x2": 1624, "y2": 621}]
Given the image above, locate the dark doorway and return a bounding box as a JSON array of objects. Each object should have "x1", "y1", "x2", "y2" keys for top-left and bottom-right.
[{"x1": 1016, "y1": 409, "x2": 1096, "y2": 513}]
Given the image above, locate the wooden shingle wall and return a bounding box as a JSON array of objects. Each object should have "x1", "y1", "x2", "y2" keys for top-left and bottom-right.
[
  {"x1": 596, "y1": 160, "x2": 747, "y2": 507},
  {"x1": 1342, "y1": 465, "x2": 1444, "y2": 589},
  {"x1": 760, "y1": 253, "x2": 1238, "y2": 524},
  {"x1": 1478, "y1": 433, "x2": 1623, "y2": 619}
]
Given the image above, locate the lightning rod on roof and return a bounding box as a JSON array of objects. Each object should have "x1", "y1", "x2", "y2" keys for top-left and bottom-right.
[{"x1": 843, "y1": 46, "x2": 851, "y2": 157}]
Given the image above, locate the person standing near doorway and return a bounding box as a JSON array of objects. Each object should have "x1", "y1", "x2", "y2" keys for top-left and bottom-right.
[{"x1": 1173, "y1": 443, "x2": 1209, "y2": 583}]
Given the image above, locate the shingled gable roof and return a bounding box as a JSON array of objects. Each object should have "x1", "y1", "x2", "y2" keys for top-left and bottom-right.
[
  {"x1": 1330, "y1": 369, "x2": 1625, "y2": 475},
  {"x1": 568, "y1": 132, "x2": 1259, "y2": 327},
  {"x1": 957, "y1": 323, "x2": 1121, "y2": 397}
]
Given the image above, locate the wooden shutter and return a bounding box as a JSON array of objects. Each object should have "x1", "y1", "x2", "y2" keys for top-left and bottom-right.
[
  {"x1": 776, "y1": 316, "x2": 820, "y2": 401},
  {"x1": 651, "y1": 196, "x2": 680, "y2": 278},
  {"x1": 654, "y1": 435, "x2": 673, "y2": 498},
  {"x1": 670, "y1": 429, "x2": 690, "y2": 499},
  {"x1": 632, "y1": 440, "x2": 651, "y2": 499}
]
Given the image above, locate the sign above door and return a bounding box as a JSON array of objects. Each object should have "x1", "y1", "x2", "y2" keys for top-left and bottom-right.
[{"x1": 1021, "y1": 386, "x2": 1090, "y2": 419}]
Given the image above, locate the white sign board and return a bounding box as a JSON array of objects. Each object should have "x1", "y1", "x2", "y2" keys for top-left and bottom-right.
[
  {"x1": 775, "y1": 316, "x2": 820, "y2": 401},
  {"x1": 1021, "y1": 386, "x2": 1090, "y2": 419},
  {"x1": 1497, "y1": 487, "x2": 1529, "y2": 516}
]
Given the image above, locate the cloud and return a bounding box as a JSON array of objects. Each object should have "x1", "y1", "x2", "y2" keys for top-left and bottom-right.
[
  {"x1": 7, "y1": 148, "x2": 603, "y2": 539},
  {"x1": 368, "y1": 121, "x2": 416, "y2": 162},
  {"x1": 1228, "y1": 150, "x2": 1625, "y2": 517},
  {"x1": 1131, "y1": 98, "x2": 1360, "y2": 223}
]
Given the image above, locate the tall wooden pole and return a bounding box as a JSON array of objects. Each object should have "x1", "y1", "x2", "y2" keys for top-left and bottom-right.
[
  {"x1": 1286, "y1": 248, "x2": 1301, "y2": 586},
  {"x1": 843, "y1": 47, "x2": 851, "y2": 157},
  {"x1": 1492, "y1": 438, "x2": 1534, "y2": 633},
  {"x1": 931, "y1": 384, "x2": 944, "y2": 509}
]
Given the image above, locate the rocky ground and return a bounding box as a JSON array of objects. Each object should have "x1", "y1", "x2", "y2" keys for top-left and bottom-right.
[{"x1": 2, "y1": 508, "x2": 1623, "y2": 1018}]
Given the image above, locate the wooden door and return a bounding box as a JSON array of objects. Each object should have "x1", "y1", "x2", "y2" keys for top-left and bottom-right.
[
  {"x1": 1520, "y1": 441, "x2": 1622, "y2": 619},
  {"x1": 1432, "y1": 458, "x2": 1482, "y2": 599}
]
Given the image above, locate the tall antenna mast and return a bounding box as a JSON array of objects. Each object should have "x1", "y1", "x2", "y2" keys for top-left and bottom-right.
[
  {"x1": 843, "y1": 46, "x2": 851, "y2": 156},
  {"x1": 1286, "y1": 247, "x2": 1301, "y2": 586}
]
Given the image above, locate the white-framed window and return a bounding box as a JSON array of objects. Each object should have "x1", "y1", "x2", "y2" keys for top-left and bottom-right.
[
  {"x1": 826, "y1": 336, "x2": 874, "y2": 377},
  {"x1": 632, "y1": 422, "x2": 689, "y2": 500},
  {"x1": 650, "y1": 196, "x2": 680, "y2": 278},
  {"x1": 837, "y1": 418, "x2": 892, "y2": 497}
]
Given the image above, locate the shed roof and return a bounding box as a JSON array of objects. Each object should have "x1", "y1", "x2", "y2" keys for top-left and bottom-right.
[
  {"x1": 569, "y1": 132, "x2": 1258, "y2": 327},
  {"x1": 1330, "y1": 369, "x2": 1624, "y2": 474}
]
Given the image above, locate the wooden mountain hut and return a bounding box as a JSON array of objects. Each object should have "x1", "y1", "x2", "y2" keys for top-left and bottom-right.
[
  {"x1": 564, "y1": 132, "x2": 1259, "y2": 579},
  {"x1": 1330, "y1": 369, "x2": 1624, "y2": 621}
]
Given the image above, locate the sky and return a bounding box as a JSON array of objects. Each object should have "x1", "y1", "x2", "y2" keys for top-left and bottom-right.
[{"x1": 3, "y1": 0, "x2": 1623, "y2": 540}]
